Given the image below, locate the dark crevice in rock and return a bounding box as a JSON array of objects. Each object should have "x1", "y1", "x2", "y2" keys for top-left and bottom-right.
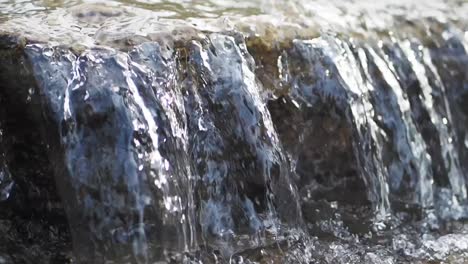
[{"x1": 0, "y1": 45, "x2": 72, "y2": 263}]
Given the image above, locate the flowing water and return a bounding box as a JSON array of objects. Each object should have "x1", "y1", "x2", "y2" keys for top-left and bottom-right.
[{"x1": 0, "y1": 0, "x2": 468, "y2": 263}]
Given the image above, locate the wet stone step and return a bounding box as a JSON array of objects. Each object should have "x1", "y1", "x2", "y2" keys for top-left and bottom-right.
[{"x1": 1, "y1": 1, "x2": 468, "y2": 263}]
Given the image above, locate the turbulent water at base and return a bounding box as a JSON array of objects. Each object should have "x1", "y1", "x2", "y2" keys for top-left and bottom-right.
[{"x1": 1, "y1": 0, "x2": 468, "y2": 263}]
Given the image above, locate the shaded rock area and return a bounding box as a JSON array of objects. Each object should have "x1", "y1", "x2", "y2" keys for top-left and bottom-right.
[
  {"x1": 0, "y1": 43, "x2": 71, "y2": 263},
  {"x1": 0, "y1": 1, "x2": 468, "y2": 263}
]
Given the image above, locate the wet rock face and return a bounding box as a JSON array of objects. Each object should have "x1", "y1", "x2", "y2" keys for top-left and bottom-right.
[
  {"x1": 0, "y1": 34, "x2": 304, "y2": 262},
  {"x1": 430, "y1": 36, "x2": 468, "y2": 176},
  {"x1": 268, "y1": 96, "x2": 360, "y2": 202},
  {"x1": 269, "y1": 40, "x2": 364, "y2": 198},
  {"x1": 186, "y1": 34, "x2": 301, "y2": 239},
  {"x1": 22, "y1": 43, "x2": 197, "y2": 262},
  {"x1": 0, "y1": 47, "x2": 71, "y2": 262},
  {"x1": 265, "y1": 32, "x2": 468, "y2": 217},
  {"x1": 1, "y1": 5, "x2": 468, "y2": 263}
]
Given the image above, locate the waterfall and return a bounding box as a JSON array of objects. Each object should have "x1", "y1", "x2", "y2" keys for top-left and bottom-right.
[{"x1": 1, "y1": 1, "x2": 468, "y2": 263}]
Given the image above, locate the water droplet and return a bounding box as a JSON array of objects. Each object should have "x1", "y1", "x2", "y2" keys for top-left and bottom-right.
[
  {"x1": 26, "y1": 87, "x2": 34, "y2": 102},
  {"x1": 180, "y1": 214, "x2": 186, "y2": 224},
  {"x1": 291, "y1": 99, "x2": 300, "y2": 108},
  {"x1": 163, "y1": 160, "x2": 170, "y2": 171},
  {"x1": 330, "y1": 201, "x2": 338, "y2": 209},
  {"x1": 198, "y1": 118, "x2": 207, "y2": 131}
]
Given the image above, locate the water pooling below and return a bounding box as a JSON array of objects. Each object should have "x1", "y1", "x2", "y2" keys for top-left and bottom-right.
[{"x1": 0, "y1": 0, "x2": 468, "y2": 263}]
